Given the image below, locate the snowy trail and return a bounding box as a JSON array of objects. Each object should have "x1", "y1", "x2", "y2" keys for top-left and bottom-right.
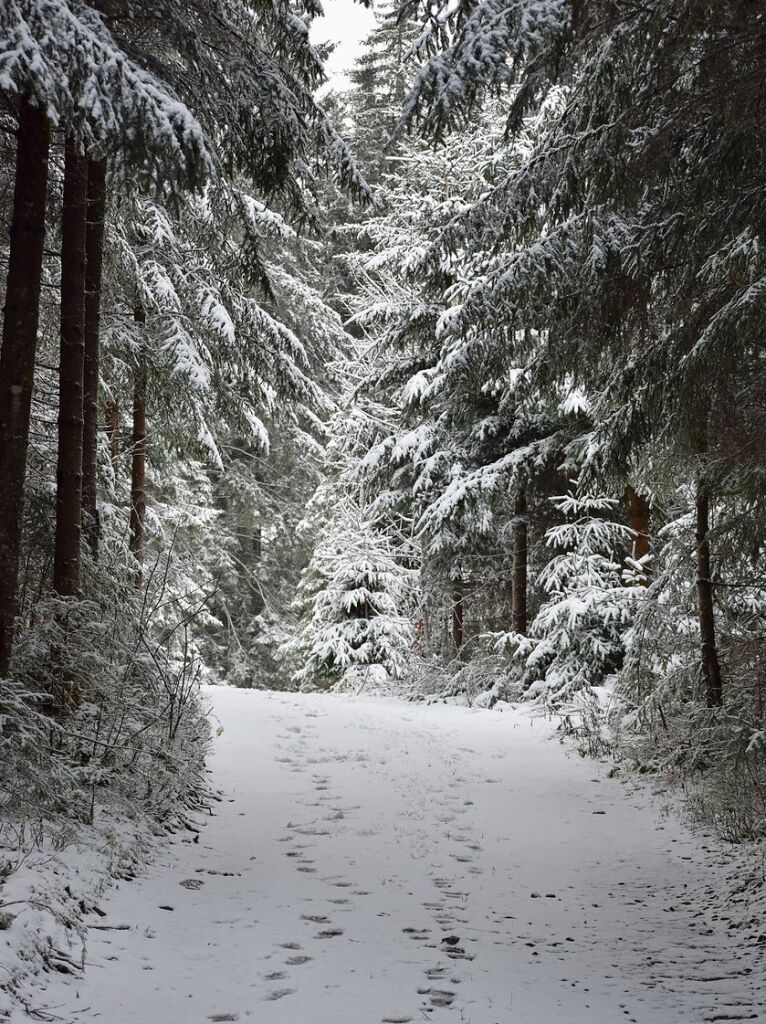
[{"x1": 26, "y1": 688, "x2": 765, "y2": 1024}]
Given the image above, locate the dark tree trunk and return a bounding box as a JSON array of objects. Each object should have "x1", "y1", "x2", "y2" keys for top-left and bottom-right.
[
  {"x1": 695, "y1": 482, "x2": 723, "y2": 708},
  {"x1": 452, "y1": 582, "x2": 464, "y2": 661},
  {"x1": 0, "y1": 100, "x2": 50, "y2": 674},
  {"x1": 626, "y1": 485, "x2": 651, "y2": 582},
  {"x1": 512, "y1": 490, "x2": 528, "y2": 635},
  {"x1": 130, "y1": 306, "x2": 147, "y2": 572},
  {"x1": 82, "y1": 157, "x2": 107, "y2": 561},
  {"x1": 53, "y1": 137, "x2": 88, "y2": 598},
  {"x1": 253, "y1": 521, "x2": 262, "y2": 560}
]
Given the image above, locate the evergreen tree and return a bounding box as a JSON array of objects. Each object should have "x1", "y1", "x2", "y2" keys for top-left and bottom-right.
[
  {"x1": 398, "y1": 0, "x2": 766, "y2": 707},
  {"x1": 287, "y1": 499, "x2": 414, "y2": 691}
]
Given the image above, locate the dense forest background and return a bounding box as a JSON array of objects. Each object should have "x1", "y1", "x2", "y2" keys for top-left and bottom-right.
[{"x1": 1, "y1": 0, "x2": 765, "y2": 875}]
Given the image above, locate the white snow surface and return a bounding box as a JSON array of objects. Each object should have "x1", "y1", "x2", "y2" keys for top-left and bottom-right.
[{"x1": 14, "y1": 687, "x2": 766, "y2": 1023}]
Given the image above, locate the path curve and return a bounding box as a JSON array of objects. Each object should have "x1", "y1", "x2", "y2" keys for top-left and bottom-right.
[{"x1": 27, "y1": 688, "x2": 766, "y2": 1023}]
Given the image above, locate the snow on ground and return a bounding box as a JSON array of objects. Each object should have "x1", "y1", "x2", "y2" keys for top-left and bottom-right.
[{"x1": 13, "y1": 687, "x2": 766, "y2": 1023}]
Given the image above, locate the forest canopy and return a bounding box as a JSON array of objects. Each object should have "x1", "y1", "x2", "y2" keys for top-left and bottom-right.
[{"x1": 1, "y1": 0, "x2": 765, "y2": 911}]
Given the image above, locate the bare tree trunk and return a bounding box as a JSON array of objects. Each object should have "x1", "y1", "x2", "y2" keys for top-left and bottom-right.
[
  {"x1": 82, "y1": 157, "x2": 107, "y2": 561},
  {"x1": 104, "y1": 399, "x2": 119, "y2": 469},
  {"x1": 129, "y1": 306, "x2": 147, "y2": 573},
  {"x1": 250, "y1": 521, "x2": 265, "y2": 615},
  {"x1": 53, "y1": 137, "x2": 88, "y2": 599},
  {"x1": 252, "y1": 521, "x2": 262, "y2": 560},
  {"x1": 0, "y1": 100, "x2": 50, "y2": 674},
  {"x1": 695, "y1": 482, "x2": 723, "y2": 708},
  {"x1": 452, "y1": 582, "x2": 464, "y2": 661},
  {"x1": 626, "y1": 485, "x2": 650, "y2": 582},
  {"x1": 512, "y1": 490, "x2": 528, "y2": 635}
]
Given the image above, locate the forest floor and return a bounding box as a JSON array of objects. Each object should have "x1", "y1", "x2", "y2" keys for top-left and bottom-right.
[{"x1": 13, "y1": 687, "x2": 766, "y2": 1024}]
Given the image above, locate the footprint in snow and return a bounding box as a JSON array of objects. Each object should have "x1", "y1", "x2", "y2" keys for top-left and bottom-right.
[
  {"x1": 425, "y1": 966, "x2": 446, "y2": 979},
  {"x1": 208, "y1": 1015, "x2": 239, "y2": 1022},
  {"x1": 317, "y1": 928, "x2": 344, "y2": 938},
  {"x1": 286, "y1": 955, "x2": 312, "y2": 965},
  {"x1": 179, "y1": 878, "x2": 204, "y2": 890},
  {"x1": 265, "y1": 988, "x2": 295, "y2": 1001},
  {"x1": 430, "y1": 990, "x2": 456, "y2": 1007}
]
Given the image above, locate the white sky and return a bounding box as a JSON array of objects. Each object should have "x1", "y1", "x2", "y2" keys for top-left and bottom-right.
[{"x1": 311, "y1": 0, "x2": 377, "y2": 87}]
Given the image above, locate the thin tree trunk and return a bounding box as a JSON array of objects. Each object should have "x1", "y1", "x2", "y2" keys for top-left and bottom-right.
[
  {"x1": 626, "y1": 484, "x2": 650, "y2": 583},
  {"x1": 251, "y1": 521, "x2": 265, "y2": 614},
  {"x1": 82, "y1": 157, "x2": 107, "y2": 561},
  {"x1": 0, "y1": 100, "x2": 50, "y2": 674},
  {"x1": 512, "y1": 490, "x2": 528, "y2": 635},
  {"x1": 253, "y1": 521, "x2": 262, "y2": 560},
  {"x1": 452, "y1": 582, "x2": 464, "y2": 661},
  {"x1": 104, "y1": 399, "x2": 119, "y2": 469},
  {"x1": 53, "y1": 137, "x2": 88, "y2": 599},
  {"x1": 130, "y1": 305, "x2": 147, "y2": 572},
  {"x1": 695, "y1": 482, "x2": 723, "y2": 708}
]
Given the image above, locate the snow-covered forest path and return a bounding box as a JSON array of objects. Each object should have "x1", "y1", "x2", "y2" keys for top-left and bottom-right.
[{"x1": 31, "y1": 688, "x2": 765, "y2": 1024}]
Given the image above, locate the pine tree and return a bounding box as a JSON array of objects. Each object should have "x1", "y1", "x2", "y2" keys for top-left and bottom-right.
[
  {"x1": 499, "y1": 492, "x2": 641, "y2": 705},
  {"x1": 287, "y1": 500, "x2": 414, "y2": 691},
  {"x1": 398, "y1": 0, "x2": 766, "y2": 705}
]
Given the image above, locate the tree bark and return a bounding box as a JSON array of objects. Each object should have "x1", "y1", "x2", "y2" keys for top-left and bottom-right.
[
  {"x1": 130, "y1": 306, "x2": 147, "y2": 572},
  {"x1": 626, "y1": 484, "x2": 650, "y2": 582},
  {"x1": 512, "y1": 490, "x2": 528, "y2": 635},
  {"x1": 105, "y1": 400, "x2": 119, "y2": 469},
  {"x1": 0, "y1": 100, "x2": 51, "y2": 674},
  {"x1": 452, "y1": 581, "x2": 464, "y2": 661},
  {"x1": 53, "y1": 137, "x2": 89, "y2": 599},
  {"x1": 82, "y1": 157, "x2": 108, "y2": 561},
  {"x1": 695, "y1": 482, "x2": 723, "y2": 708}
]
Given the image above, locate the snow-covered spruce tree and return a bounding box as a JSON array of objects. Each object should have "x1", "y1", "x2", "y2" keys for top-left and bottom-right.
[
  {"x1": 0, "y1": 0, "x2": 370, "y2": 919},
  {"x1": 342, "y1": 92, "x2": 584, "y2": 680},
  {"x1": 100, "y1": 190, "x2": 352, "y2": 688},
  {"x1": 286, "y1": 499, "x2": 415, "y2": 692},
  {"x1": 398, "y1": 0, "x2": 766, "y2": 711},
  {"x1": 0, "y1": 0, "x2": 216, "y2": 674},
  {"x1": 610, "y1": 489, "x2": 766, "y2": 839},
  {"x1": 497, "y1": 492, "x2": 643, "y2": 707},
  {"x1": 393, "y1": 0, "x2": 766, "y2": 830}
]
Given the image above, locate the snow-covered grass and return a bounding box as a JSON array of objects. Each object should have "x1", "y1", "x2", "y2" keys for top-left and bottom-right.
[{"x1": 4, "y1": 685, "x2": 766, "y2": 1023}]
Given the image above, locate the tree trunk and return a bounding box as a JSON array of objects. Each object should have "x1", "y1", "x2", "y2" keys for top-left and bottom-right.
[
  {"x1": 512, "y1": 490, "x2": 528, "y2": 635},
  {"x1": 130, "y1": 306, "x2": 147, "y2": 572},
  {"x1": 82, "y1": 157, "x2": 107, "y2": 561},
  {"x1": 452, "y1": 582, "x2": 464, "y2": 661},
  {"x1": 0, "y1": 99, "x2": 50, "y2": 674},
  {"x1": 105, "y1": 399, "x2": 119, "y2": 469},
  {"x1": 626, "y1": 485, "x2": 650, "y2": 583},
  {"x1": 53, "y1": 137, "x2": 89, "y2": 599},
  {"x1": 250, "y1": 521, "x2": 265, "y2": 614},
  {"x1": 695, "y1": 482, "x2": 723, "y2": 708}
]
